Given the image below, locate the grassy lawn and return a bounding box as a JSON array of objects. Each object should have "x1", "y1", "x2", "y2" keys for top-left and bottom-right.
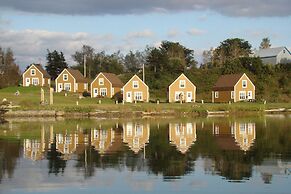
[{"x1": 0, "y1": 86, "x2": 290, "y2": 113}]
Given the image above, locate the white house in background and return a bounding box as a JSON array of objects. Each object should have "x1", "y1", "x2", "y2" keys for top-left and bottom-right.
[{"x1": 253, "y1": 47, "x2": 291, "y2": 65}]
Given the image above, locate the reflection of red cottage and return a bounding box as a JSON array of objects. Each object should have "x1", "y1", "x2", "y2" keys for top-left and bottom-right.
[
  {"x1": 212, "y1": 73, "x2": 255, "y2": 103},
  {"x1": 22, "y1": 64, "x2": 51, "y2": 87}
]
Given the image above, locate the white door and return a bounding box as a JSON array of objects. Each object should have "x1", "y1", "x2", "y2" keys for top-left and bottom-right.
[
  {"x1": 186, "y1": 92, "x2": 192, "y2": 102},
  {"x1": 126, "y1": 92, "x2": 132, "y2": 102},
  {"x1": 247, "y1": 91, "x2": 252, "y2": 99},
  {"x1": 25, "y1": 78, "x2": 30, "y2": 86},
  {"x1": 93, "y1": 88, "x2": 98, "y2": 97},
  {"x1": 58, "y1": 83, "x2": 63, "y2": 92}
]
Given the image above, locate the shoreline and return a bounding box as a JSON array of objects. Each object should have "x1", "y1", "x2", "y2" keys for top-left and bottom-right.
[{"x1": 1, "y1": 108, "x2": 290, "y2": 118}]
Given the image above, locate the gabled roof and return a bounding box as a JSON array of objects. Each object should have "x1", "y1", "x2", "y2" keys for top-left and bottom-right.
[
  {"x1": 213, "y1": 73, "x2": 244, "y2": 91},
  {"x1": 254, "y1": 47, "x2": 290, "y2": 58},
  {"x1": 123, "y1": 74, "x2": 148, "y2": 89},
  {"x1": 26, "y1": 64, "x2": 51, "y2": 78},
  {"x1": 66, "y1": 68, "x2": 88, "y2": 83},
  {"x1": 100, "y1": 72, "x2": 124, "y2": 87},
  {"x1": 169, "y1": 73, "x2": 196, "y2": 88}
]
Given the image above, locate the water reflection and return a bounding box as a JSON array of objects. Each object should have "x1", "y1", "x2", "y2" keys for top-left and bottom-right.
[{"x1": 0, "y1": 117, "x2": 290, "y2": 186}]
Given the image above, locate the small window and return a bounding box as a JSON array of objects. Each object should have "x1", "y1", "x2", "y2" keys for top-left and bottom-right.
[
  {"x1": 99, "y1": 78, "x2": 104, "y2": 85},
  {"x1": 231, "y1": 91, "x2": 234, "y2": 99},
  {"x1": 283, "y1": 50, "x2": 285, "y2": 53},
  {"x1": 215, "y1": 91, "x2": 219, "y2": 98},
  {"x1": 63, "y1": 74, "x2": 68, "y2": 81},
  {"x1": 32, "y1": 78, "x2": 39, "y2": 85},
  {"x1": 242, "y1": 80, "x2": 247, "y2": 88},
  {"x1": 133, "y1": 81, "x2": 139, "y2": 88},
  {"x1": 179, "y1": 80, "x2": 185, "y2": 88},
  {"x1": 64, "y1": 83, "x2": 71, "y2": 91},
  {"x1": 31, "y1": 69, "x2": 36, "y2": 76},
  {"x1": 84, "y1": 83, "x2": 87, "y2": 90}
]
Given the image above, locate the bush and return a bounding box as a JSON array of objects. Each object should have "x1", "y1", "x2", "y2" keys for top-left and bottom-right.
[{"x1": 82, "y1": 91, "x2": 91, "y2": 97}]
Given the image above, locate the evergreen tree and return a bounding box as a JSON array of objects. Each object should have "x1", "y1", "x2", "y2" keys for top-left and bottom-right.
[{"x1": 46, "y1": 50, "x2": 68, "y2": 80}]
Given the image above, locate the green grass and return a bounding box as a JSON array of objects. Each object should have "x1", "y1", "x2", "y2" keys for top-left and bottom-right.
[{"x1": 0, "y1": 86, "x2": 290, "y2": 114}]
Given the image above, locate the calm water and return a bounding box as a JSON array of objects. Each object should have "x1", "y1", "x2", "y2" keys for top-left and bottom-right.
[{"x1": 0, "y1": 116, "x2": 290, "y2": 194}]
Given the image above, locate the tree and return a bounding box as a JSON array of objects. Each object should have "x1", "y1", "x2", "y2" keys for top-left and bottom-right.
[
  {"x1": 213, "y1": 38, "x2": 252, "y2": 67},
  {"x1": 259, "y1": 37, "x2": 271, "y2": 49},
  {"x1": 45, "y1": 50, "x2": 68, "y2": 80},
  {"x1": 0, "y1": 47, "x2": 21, "y2": 88},
  {"x1": 201, "y1": 47, "x2": 214, "y2": 68},
  {"x1": 124, "y1": 50, "x2": 146, "y2": 73},
  {"x1": 71, "y1": 45, "x2": 95, "y2": 79}
]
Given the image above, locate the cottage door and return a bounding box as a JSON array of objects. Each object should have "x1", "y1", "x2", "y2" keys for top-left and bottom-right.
[
  {"x1": 58, "y1": 83, "x2": 63, "y2": 92},
  {"x1": 25, "y1": 78, "x2": 30, "y2": 86},
  {"x1": 247, "y1": 91, "x2": 252, "y2": 100},
  {"x1": 126, "y1": 92, "x2": 132, "y2": 102},
  {"x1": 186, "y1": 92, "x2": 192, "y2": 102}
]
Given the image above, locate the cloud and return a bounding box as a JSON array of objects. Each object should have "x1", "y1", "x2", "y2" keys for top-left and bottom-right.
[
  {"x1": 167, "y1": 29, "x2": 180, "y2": 38},
  {"x1": 187, "y1": 28, "x2": 206, "y2": 36},
  {"x1": 126, "y1": 29, "x2": 154, "y2": 40},
  {"x1": 0, "y1": 0, "x2": 290, "y2": 17},
  {"x1": 0, "y1": 29, "x2": 158, "y2": 70}
]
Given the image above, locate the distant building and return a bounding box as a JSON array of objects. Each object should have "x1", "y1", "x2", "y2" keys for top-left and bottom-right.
[
  {"x1": 55, "y1": 68, "x2": 88, "y2": 93},
  {"x1": 90, "y1": 72, "x2": 124, "y2": 98},
  {"x1": 22, "y1": 64, "x2": 51, "y2": 87},
  {"x1": 122, "y1": 75, "x2": 149, "y2": 103},
  {"x1": 253, "y1": 47, "x2": 291, "y2": 65},
  {"x1": 212, "y1": 73, "x2": 255, "y2": 103},
  {"x1": 91, "y1": 127, "x2": 115, "y2": 155},
  {"x1": 168, "y1": 73, "x2": 196, "y2": 103}
]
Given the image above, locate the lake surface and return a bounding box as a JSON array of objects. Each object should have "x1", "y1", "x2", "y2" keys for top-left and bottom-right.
[{"x1": 0, "y1": 115, "x2": 290, "y2": 194}]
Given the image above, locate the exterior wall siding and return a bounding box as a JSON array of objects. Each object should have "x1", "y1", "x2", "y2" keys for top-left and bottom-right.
[
  {"x1": 91, "y1": 74, "x2": 112, "y2": 98},
  {"x1": 123, "y1": 76, "x2": 149, "y2": 102},
  {"x1": 234, "y1": 74, "x2": 255, "y2": 102},
  {"x1": 213, "y1": 90, "x2": 232, "y2": 103},
  {"x1": 168, "y1": 74, "x2": 196, "y2": 103},
  {"x1": 55, "y1": 70, "x2": 75, "y2": 92},
  {"x1": 23, "y1": 66, "x2": 44, "y2": 87}
]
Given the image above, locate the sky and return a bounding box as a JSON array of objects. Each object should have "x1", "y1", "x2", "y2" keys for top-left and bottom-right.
[{"x1": 0, "y1": 0, "x2": 290, "y2": 70}]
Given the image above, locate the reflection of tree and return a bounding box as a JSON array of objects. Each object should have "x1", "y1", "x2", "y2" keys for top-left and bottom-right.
[
  {"x1": 0, "y1": 139, "x2": 21, "y2": 183},
  {"x1": 46, "y1": 136, "x2": 67, "y2": 175},
  {"x1": 146, "y1": 124, "x2": 196, "y2": 179}
]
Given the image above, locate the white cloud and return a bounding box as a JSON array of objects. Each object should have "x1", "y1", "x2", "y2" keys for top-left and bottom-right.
[
  {"x1": 187, "y1": 28, "x2": 206, "y2": 36},
  {"x1": 167, "y1": 29, "x2": 180, "y2": 38},
  {"x1": 126, "y1": 29, "x2": 155, "y2": 40}
]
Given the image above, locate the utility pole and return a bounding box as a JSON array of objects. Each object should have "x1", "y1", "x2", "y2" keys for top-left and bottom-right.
[
  {"x1": 83, "y1": 54, "x2": 87, "y2": 77},
  {"x1": 142, "y1": 63, "x2": 145, "y2": 82}
]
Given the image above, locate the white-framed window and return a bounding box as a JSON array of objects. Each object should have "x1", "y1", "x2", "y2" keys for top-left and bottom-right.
[
  {"x1": 180, "y1": 138, "x2": 186, "y2": 146},
  {"x1": 239, "y1": 91, "x2": 246, "y2": 100},
  {"x1": 32, "y1": 78, "x2": 39, "y2": 85},
  {"x1": 215, "y1": 91, "x2": 219, "y2": 98},
  {"x1": 135, "y1": 124, "x2": 143, "y2": 136},
  {"x1": 64, "y1": 83, "x2": 71, "y2": 91},
  {"x1": 75, "y1": 83, "x2": 78, "y2": 91},
  {"x1": 231, "y1": 91, "x2": 234, "y2": 99},
  {"x1": 84, "y1": 83, "x2": 87, "y2": 90},
  {"x1": 100, "y1": 88, "x2": 107, "y2": 96},
  {"x1": 30, "y1": 69, "x2": 36, "y2": 76},
  {"x1": 63, "y1": 74, "x2": 68, "y2": 81},
  {"x1": 99, "y1": 78, "x2": 104, "y2": 85},
  {"x1": 242, "y1": 80, "x2": 247, "y2": 88},
  {"x1": 179, "y1": 80, "x2": 186, "y2": 88},
  {"x1": 133, "y1": 81, "x2": 139, "y2": 88},
  {"x1": 111, "y1": 88, "x2": 114, "y2": 95},
  {"x1": 134, "y1": 92, "x2": 142, "y2": 101}
]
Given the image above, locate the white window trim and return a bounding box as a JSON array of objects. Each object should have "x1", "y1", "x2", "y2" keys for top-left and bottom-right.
[
  {"x1": 63, "y1": 74, "x2": 68, "y2": 81},
  {"x1": 134, "y1": 91, "x2": 143, "y2": 101},
  {"x1": 64, "y1": 83, "x2": 71, "y2": 91},
  {"x1": 242, "y1": 80, "x2": 247, "y2": 88},
  {"x1": 133, "y1": 81, "x2": 139, "y2": 89},
  {"x1": 100, "y1": 88, "x2": 107, "y2": 97},
  {"x1": 32, "y1": 78, "x2": 39, "y2": 85},
  {"x1": 75, "y1": 83, "x2": 78, "y2": 91},
  {"x1": 239, "y1": 91, "x2": 246, "y2": 100},
  {"x1": 99, "y1": 78, "x2": 104, "y2": 85},
  {"x1": 179, "y1": 80, "x2": 186, "y2": 88},
  {"x1": 30, "y1": 69, "x2": 36, "y2": 76},
  {"x1": 215, "y1": 91, "x2": 219, "y2": 98},
  {"x1": 84, "y1": 83, "x2": 87, "y2": 90}
]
